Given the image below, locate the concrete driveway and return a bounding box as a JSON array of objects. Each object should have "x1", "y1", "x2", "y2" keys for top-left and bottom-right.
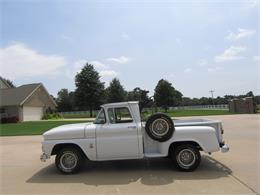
[{"x1": 0, "y1": 114, "x2": 259, "y2": 194}]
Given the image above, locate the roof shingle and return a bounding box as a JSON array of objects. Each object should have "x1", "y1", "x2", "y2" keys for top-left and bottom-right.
[{"x1": 0, "y1": 83, "x2": 41, "y2": 106}]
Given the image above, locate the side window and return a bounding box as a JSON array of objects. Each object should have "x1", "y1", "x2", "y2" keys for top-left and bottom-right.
[
  {"x1": 107, "y1": 108, "x2": 115, "y2": 124},
  {"x1": 94, "y1": 108, "x2": 106, "y2": 124},
  {"x1": 114, "y1": 107, "x2": 133, "y2": 123}
]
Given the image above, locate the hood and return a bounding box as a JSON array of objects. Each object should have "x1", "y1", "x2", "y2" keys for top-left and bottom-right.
[{"x1": 43, "y1": 122, "x2": 92, "y2": 140}]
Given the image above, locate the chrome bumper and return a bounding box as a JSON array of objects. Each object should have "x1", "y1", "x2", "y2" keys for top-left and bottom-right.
[
  {"x1": 220, "y1": 144, "x2": 230, "y2": 153},
  {"x1": 40, "y1": 153, "x2": 50, "y2": 162}
]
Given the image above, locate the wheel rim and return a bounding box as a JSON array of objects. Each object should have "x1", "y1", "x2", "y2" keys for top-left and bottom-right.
[
  {"x1": 177, "y1": 149, "x2": 196, "y2": 168},
  {"x1": 60, "y1": 152, "x2": 78, "y2": 171},
  {"x1": 151, "y1": 118, "x2": 169, "y2": 137}
]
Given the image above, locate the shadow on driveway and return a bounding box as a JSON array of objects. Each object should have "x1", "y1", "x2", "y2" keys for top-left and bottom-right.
[{"x1": 27, "y1": 155, "x2": 232, "y2": 186}]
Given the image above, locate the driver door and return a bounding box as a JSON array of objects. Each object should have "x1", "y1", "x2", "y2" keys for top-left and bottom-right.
[{"x1": 96, "y1": 107, "x2": 140, "y2": 160}]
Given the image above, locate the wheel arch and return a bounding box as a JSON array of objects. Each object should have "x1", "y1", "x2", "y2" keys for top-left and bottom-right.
[
  {"x1": 168, "y1": 141, "x2": 203, "y2": 156},
  {"x1": 51, "y1": 143, "x2": 88, "y2": 159}
]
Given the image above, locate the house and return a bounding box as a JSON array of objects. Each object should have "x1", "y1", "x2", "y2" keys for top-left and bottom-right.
[
  {"x1": 0, "y1": 78, "x2": 57, "y2": 121},
  {"x1": 0, "y1": 77, "x2": 12, "y2": 89}
]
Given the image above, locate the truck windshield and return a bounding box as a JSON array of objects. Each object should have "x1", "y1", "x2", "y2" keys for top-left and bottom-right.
[{"x1": 94, "y1": 108, "x2": 106, "y2": 124}]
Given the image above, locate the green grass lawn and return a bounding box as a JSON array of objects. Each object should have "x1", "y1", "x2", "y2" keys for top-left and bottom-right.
[
  {"x1": 0, "y1": 120, "x2": 92, "y2": 136},
  {"x1": 0, "y1": 109, "x2": 234, "y2": 136}
]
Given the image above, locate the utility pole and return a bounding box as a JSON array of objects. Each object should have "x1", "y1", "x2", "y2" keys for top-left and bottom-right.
[{"x1": 209, "y1": 90, "x2": 214, "y2": 105}]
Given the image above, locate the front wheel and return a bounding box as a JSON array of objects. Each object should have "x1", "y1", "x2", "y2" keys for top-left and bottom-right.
[
  {"x1": 172, "y1": 144, "x2": 201, "y2": 171},
  {"x1": 55, "y1": 147, "x2": 83, "y2": 174}
]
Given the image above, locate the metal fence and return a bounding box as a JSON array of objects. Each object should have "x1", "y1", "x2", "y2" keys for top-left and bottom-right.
[
  {"x1": 171, "y1": 104, "x2": 229, "y2": 110},
  {"x1": 58, "y1": 104, "x2": 229, "y2": 118}
]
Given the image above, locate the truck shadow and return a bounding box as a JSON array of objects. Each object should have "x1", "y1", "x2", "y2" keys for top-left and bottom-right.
[{"x1": 27, "y1": 155, "x2": 232, "y2": 186}]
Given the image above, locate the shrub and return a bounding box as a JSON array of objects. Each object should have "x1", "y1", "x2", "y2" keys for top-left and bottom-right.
[
  {"x1": 42, "y1": 113, "x2": 63, "y2": 120},
  {"x1": 0, "y1": 116, "x2": 19, "y2": 123}
]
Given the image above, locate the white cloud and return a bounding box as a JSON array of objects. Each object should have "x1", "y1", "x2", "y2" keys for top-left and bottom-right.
[
  {"x1": 184, "y1": 68, "x2": 192, "y2": 73},
  {"x1": 226, "y1": 29, "x2": 256, "y2": 41},
  {"x1": 121, "y1": 33, "x2": 129, "y2": 40},
  {"x1": 100, "y1": 70, "x2": 119, "y2": 77},
  {"x1": 215, "y1": 46, "x2": 246, "y2": 62},
  {"x1": 73, "y1": 59, "x2": 87, "y2": 68},
  {"x1": 253, "y1": 55, "x2": 260, "y2": 62},
  {"x1": 70, "y1": 59, "x2": 118, "y2": 80},
  {"x1": 198, "y1": 59, "x2": 207, "y2": 67},
  {"x1": 65, "y1": 59, "x2": 88, "y2": 78},
  {"x1": 0, "y1": 43, "x2": 67, "y2": 79},
  {"x1": 106, "y1": 56, "x2": 130, "y2": 64},
  {"x1": 242, "y1": 0, "x2": 259, "y2": 9},
  {"x1": 89, "y1": 60, "x2": 108, "y2": 69}
]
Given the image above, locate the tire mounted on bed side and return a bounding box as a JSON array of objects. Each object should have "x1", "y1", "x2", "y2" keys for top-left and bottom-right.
[{"x1": 145, "y1": 113, "x2": 175, "y2": 142}]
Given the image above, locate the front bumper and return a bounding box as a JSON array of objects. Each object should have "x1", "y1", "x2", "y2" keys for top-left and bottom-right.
[
  {"x1": 220, "y1": 144, "x2": 230, "y2": 153},
  {"x1": 40, "y1": 153, "x2": 50, "y2": 162}
]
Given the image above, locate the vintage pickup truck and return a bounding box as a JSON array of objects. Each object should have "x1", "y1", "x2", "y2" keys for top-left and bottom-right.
[{"x1": 41, "y1": 101, "x2": 229, "y2": 174}]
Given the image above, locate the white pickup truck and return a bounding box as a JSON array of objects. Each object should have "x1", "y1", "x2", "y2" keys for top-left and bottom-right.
[{"x1": 41, "y1": 101, "x2": 229, "y2": 174}]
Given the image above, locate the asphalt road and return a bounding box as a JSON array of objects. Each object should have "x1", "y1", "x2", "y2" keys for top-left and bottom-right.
[{"x1": 0, "y1": 114, "x2": 259, "y2": 194}]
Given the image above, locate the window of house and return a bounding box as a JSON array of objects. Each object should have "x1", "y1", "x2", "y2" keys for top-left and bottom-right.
[{"x1": 0, "y1": 108, "x2": 5, "y2": 113}]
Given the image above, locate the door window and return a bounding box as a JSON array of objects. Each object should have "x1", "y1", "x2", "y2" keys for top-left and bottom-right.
[
  {"x1": 114, "y1": 107, "x2": 133, "y2": 123},
  {"x1": 107, "y1": 108, "x2": 116, "y2": 124}
]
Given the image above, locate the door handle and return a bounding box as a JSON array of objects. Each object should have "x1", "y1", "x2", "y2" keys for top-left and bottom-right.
[{"x1": 128, "y1": 126, "x2": 136, "y2": 129}]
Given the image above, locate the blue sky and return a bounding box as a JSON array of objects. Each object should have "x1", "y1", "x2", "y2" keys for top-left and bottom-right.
[{"x1": 1, "y1": 0, "x2": 259, "y2": 98}]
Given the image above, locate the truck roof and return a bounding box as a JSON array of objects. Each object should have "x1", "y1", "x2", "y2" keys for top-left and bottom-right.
[{"x1": 101, "y1": 101, "x2": 139, "y2": 108}]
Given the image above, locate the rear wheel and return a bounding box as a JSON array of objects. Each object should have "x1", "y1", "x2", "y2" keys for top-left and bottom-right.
[
  {"x1": 55, "y1": 147, "x2": 83, "y2": 174},
  {"x1": 172, "y1": 144, "x2": 201, "y2": 171}
]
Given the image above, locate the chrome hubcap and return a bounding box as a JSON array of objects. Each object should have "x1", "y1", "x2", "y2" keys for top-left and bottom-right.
[
  {"x1": 177, "y1": 149, "x2": 196, "y2": 168},
  {"x1": 151, "y1": 119, "x2": 169, "y2": 136},
  {"x1": 60, "y1": 152, "x2": 77, "y2": 170}
]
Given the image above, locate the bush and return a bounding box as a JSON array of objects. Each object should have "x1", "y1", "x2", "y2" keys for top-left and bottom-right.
[
  {"x1": 42, "y1": 113, "x2": 63, "y2": 120},
  {"x1": 0, "y1": 116, "x2": 19, "y2": 123}
]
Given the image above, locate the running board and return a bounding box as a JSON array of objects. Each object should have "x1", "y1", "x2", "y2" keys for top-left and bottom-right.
[{"x1": 144, "y1": 153, "x2": 166, "y2": 158}]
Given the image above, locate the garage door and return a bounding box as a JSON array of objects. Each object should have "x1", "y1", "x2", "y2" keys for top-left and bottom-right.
[{"x1": 23, "y1": 107, "x2": 43, "y2": 121}]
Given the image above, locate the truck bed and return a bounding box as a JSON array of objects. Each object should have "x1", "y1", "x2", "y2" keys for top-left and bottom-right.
[
  {"x1": 174, "y1": 118, "x2": 221, "y2": 126},
  {"x1": 142, "y1": 118, "x2": 223, "y2": 156}
]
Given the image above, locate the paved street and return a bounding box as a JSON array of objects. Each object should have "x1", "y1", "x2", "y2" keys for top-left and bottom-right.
[{"x1": 0, "y1": 114, "x2": 259, "y2": 194}]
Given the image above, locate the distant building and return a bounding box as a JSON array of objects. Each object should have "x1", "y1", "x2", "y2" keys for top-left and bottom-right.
[
  {"x1": 0, "y1": 78, "x2": 57, "y2": 121},
  {"x1": 229, "y1": 97, "x2": 256, "y2": 114}
]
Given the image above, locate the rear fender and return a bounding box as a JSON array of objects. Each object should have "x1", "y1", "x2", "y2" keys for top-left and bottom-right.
[{"x1": 159, "y1": 126, "x2": 220, "y2": 154}]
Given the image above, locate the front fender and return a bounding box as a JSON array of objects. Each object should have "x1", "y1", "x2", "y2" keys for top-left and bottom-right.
[{"x1": 42, "y1": 138, "x2": 97, "y2": 160}]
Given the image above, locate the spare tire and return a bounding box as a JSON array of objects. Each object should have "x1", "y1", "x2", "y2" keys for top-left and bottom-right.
[{"x1": 145, "y1": 113, "x2": 174, "y2": 142}]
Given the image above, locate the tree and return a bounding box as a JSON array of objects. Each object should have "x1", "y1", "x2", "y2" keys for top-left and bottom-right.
[
  {"x1": 75, "y1": 63, "x2": 105, "y2": 117},
  {"x1": 246, "y1": 91, "x2": 254, "y2": 97},
  {"x1": 106, "y1": 78, "x2": 126, "y2": 103},
  {"x1": 127, "y1": 87, "x2": 152, "y2": 111},
  {"x1": 154, "y1": 79, "x2": 182, "y2": 112},
  {"x1": 0, "y1": 76, "x2": 15, "y2": 87},
  {"x1": 56, "y1": 89, "x2": 74, "y2": 112},
  {"x1": 180, "y1": 97, "x2": 193, "y2": 106}
]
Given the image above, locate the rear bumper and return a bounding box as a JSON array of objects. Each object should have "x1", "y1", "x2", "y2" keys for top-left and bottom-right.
[
  {"x1": 219, "y1": 142, "x2": 229, "y2": 153},
  {"x1": 40, "y1": 153, "x2": 50, "y2": 162}
]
